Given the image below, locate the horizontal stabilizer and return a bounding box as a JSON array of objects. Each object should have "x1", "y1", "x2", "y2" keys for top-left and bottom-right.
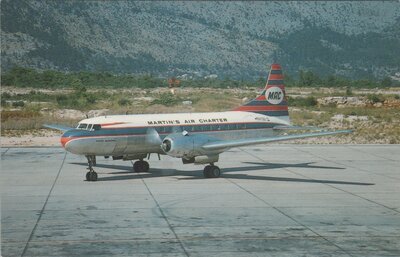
[
  {"x1": 202, "y1": 130, "x2": 353, "y2": 151},
  {"x1": 43, "y1": 124, "x2": 73, "y2": 132}
]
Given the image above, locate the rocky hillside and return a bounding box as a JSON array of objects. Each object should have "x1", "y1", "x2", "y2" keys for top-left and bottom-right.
[{"x1": 1, "y1": 1, "x2": 400, "y2": 79}]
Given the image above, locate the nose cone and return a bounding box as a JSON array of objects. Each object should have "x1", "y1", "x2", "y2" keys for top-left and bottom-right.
[
  {"x1": 61, "y1": 130, "x2": 76, "y2": 150},
  {"x1": 61, "y1": 135, "x2": 72, "y2": 148},
  {"x1": 60, "y1": 129, "x2": 91, "y2": 155}
]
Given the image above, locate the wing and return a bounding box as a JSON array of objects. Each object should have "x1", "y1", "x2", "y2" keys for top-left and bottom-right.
[
  {"x1": 202, "y1": 130, "x2": 352, "y2": 151},
  {"x1": 43, "y1": 124, "x2": 73, "y2": 132},
  {"x1": 272, "y1": 125, "x2": 321, "y2": 130}
]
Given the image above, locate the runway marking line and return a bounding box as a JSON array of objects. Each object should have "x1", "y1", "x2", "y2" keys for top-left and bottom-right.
[
  {"x1": 21, "y1": 152, "x2": 67, "y2": 257},
  {"x1": 1, "y1": 147, "x2": 10, "y2": 157},
  {"x1": 292, "y1": 146, "x2": 400, "y2": 214},
  {"x1": 139, "y1": 174, "x2": 190, "y2": 257},
  {"x1": 235, "y1": 147, "x2": 354, "y2": 257}
]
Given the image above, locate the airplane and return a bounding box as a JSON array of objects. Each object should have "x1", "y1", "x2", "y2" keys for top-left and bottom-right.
[{"x1": 45, "y1": 64, "x2": 351, "y2": 181}]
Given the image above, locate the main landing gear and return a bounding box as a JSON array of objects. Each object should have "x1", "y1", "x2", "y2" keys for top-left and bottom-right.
[
  {"x1": 133, "y1": 160, "x2": 150, "y2": 173},
  {"x1": 85, "y1": 155, "x2": 98, "y2": 182},
  {"x1": 203, "y1": 164, "x2": 221, "y2": 178}
]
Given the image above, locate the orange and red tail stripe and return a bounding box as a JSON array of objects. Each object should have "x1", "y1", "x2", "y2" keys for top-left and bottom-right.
[{"x1": 233, "y1": 63, "x2": 288, "y2": 117}]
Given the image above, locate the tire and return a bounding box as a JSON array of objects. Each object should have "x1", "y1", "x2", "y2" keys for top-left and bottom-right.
[
  {"x1": 90, "y1": 172, "x2": 98, "y2": 181},
  {"x1": 143, "y1": 161, "x2": 149, "y2": 172},
  {"x1": 203, "y1": 165, "x2": 212, "y2": 178},
  {"x1": 133, "y1": 161, "x2": 140, "y2": 172},
  {"x1": 134, "y1": 161, "x2": 149, "y2": 173},
  {"x1": 209, "y1": 166, "x2": 221, "y2": 178},
  {"x1": 86, "y1": 171, "x2": 98, "y2": 181}
]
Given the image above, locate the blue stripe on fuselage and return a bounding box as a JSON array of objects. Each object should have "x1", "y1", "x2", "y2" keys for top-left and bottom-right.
[{"x1": 62, "y1": 122, "x2": 283, "y2": 138}]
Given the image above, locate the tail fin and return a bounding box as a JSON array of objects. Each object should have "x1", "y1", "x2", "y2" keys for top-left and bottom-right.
[{"x1": 233, "y1": 63, "x2": 289, "y2": 118}]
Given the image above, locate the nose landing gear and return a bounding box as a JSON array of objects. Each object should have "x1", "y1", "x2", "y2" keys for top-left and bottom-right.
[{"x1": 85, "y1": 155, "x2": 98, "y2": 181}]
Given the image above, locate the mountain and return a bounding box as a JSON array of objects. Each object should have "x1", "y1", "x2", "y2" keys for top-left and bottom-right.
[{"x1": 1, "y1": 1, "x2": 400, "y2": 79}]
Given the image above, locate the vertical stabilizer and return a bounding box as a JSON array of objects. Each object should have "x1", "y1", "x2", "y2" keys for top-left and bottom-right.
[{"x1": 233, "y1": 64, "x2": 289, "y2": 118}]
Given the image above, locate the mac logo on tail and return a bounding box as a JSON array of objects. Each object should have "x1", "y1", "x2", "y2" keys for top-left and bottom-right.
[{"x1": 266, "y1": 87, "x2": 284, "y2": 104}]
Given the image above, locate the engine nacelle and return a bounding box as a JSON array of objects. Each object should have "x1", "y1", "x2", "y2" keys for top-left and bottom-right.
[
  {"x1": 161, "y1": 133, "x2": 220, "y2": 158},
  {"x1": 182, "y1": 155, "x2": 219, "y2": 164}
]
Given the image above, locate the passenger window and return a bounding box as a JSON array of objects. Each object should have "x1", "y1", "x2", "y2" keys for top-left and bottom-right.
[{"x1": 93, "y1": 124, "x2": 101, "y2": 130}]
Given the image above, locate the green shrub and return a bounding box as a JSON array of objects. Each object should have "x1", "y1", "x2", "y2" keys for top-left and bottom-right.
[
  {"x1": 84, "y1": 94, "x2": 97, "y2": 104},
  {"x1": 1, "y1": 99, "x2": 8, "y2": 107},
  {"x1": 1, "y1": 92, "x2": 11, "y2": 99},
  {"x1": 118, "y1": 98, "x2": 131, "y2": 106},
  {"x1": 152, "y1": 93, "x2": 179, "y2": 106},
  {"x1": 381, "y1": 77, "x2": 392, "y2": 87},
  {"x1": 56, "y1": 95, "x2": 78, "y2": 108},
  {"x1": 345, "y1": 87, "x2": 353, "y2": 96},
  {"x1": 288, "y1": 96, "x2": 317, "y2": 107},
  {"x1": 12, "y1": 101, "x2": 25, "y2": 107},
  {"x1": 367, "y1": 94, "x2": 382, "y2": 103}
]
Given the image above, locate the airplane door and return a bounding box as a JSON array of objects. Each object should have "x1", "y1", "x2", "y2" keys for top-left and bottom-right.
[{"x1": 112, "y1": 136, "x2": 128, "y2": 155}]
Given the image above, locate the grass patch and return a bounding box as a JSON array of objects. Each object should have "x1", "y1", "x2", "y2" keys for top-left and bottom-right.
[
  {"x1": 288, "y1": 96, "x2": 318, "y2": 107},
  {"x1": 151, "y1": 93, "x2": 180, "y2": 106}
]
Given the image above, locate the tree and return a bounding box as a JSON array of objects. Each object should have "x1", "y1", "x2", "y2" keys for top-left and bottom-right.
[
  {"x1": 381, "y1": 77, "x2": 392, "y2": 87},
  {"x1": 299, "y1": 70, "x2": 320, "y2": 87},
  {"x1": 71, "y1": 78, "x2": 86, "y2": 94}
]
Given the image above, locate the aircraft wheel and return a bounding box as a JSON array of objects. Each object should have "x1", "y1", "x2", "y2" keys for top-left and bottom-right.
[
  {"x1": 134, "y1": 160, "x2": 150, "y2": 173},
  {"x1": 86, "y1": 171, "x2": 98, "y2": 181},
  {"x1": 209, "y1": 166, "x2": 221, "y2": 178},
  {"x1": 203, "y1": 165, "x2": 220, "y2": 178},
  {"x1": 203, "y1": 165, "x2": 211, "y2": 178}
]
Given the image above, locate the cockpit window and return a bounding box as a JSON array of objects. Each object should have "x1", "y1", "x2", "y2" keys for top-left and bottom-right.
[
  {"x1": 77, "y1": 123, "x2": 88, "y2": 129},
  {"x1": 77, "y1": 123, "x2": 101, "y2": 131}
]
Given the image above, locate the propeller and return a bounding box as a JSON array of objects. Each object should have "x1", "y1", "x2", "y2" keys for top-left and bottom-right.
[{"x1": 161, "y1": 139, "x2": 172, "y2": 152}]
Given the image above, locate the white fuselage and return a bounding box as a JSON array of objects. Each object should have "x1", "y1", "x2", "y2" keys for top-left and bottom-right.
[{"x1": 61, "y1": 111, "x2": 290, "y2": 156}]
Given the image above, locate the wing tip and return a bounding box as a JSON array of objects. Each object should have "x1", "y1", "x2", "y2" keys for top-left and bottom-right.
[{"x1": 43, "y1": 124, "x2": 73, "y2": 132}]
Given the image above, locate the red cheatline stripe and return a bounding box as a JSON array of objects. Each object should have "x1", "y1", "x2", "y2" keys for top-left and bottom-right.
[
  {"x1": 101, "y1": 122, "x2": 127, "y2": 127},
  {"x1": 268, "y1": 74, "x2": 284, "y2": 80},
  {"x1": 271, "y1": 64, "x2": 281, "y2": 70},
  {"x1": 234, "y1": 105, "x2": 288, "y2": 111},
  {"x1": 60, "y1": 137, "x2": 72, "y2": 147}
]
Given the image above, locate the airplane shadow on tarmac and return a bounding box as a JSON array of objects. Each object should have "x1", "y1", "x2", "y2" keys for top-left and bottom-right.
[{"x1": 70, "y1": 161, "x2": 374, "y2": 186}]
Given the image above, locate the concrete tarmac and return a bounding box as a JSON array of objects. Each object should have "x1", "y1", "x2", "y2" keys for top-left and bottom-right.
[{"x1": 1, "y1": 145, "x2": 400, "y2": 256}]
